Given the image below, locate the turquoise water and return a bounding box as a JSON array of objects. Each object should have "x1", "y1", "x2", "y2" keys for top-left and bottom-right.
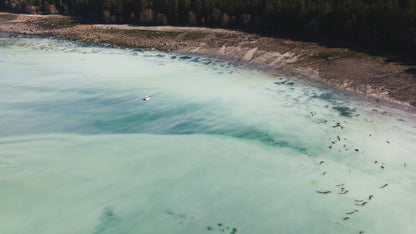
[{"x1": 1, "y1": 33, "x2": 416, "y2": 234}]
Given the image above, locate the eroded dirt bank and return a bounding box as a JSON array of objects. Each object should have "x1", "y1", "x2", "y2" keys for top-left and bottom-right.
[{"x1": 1, "y1": 12, "x2": 415, "y2": 111}]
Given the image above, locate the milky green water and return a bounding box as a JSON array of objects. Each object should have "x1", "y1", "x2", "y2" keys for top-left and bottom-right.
[{"x1": 1, "y1": 33, "x2": 416, "y2": 234}]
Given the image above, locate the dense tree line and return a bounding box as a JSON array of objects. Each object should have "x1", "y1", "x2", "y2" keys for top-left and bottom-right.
[{"x1": 2, "y1": 0, "x2": 416, "y2": 53}]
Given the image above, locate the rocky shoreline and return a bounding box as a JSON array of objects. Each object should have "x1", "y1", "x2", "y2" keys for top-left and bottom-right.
[{"x1": 1, "y1": 12, "x2": 416, "y2": 112}]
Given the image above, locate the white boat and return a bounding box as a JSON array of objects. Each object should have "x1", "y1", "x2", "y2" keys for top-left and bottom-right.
[{"x1": 143, "y1": 95, "x2": 151, "y2": 101}]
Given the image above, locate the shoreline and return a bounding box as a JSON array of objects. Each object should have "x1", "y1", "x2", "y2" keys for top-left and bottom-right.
[{"x1": 1, "y1": 12, "x2": 416, "y2": 114}]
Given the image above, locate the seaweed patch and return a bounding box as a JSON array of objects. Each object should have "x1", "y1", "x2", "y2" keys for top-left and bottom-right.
[
  {"x1": 206, "y1": 223, "x2": 238, "y2": 233},
  {"x1": 163, "y1": 209, "x2": 189, "y2": 224},
  {"x1": 332, "y1": 106, "x2": 355, "y2": 117},
  {"x1": 94, "y1": 207, "x2": 121, "y2": 234}
]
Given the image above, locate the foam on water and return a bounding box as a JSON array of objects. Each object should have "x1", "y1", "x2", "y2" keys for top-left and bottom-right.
[{"x1": 1, "y1": 34, "x2": 416, "y2": 234}]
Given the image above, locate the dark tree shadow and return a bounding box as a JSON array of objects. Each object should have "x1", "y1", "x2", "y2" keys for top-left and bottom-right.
[
  {"x1": 405, "y1": 67, "x2": 416, "y2": 77},
  {"x1": 240, "y1": 28, "x2": 416, "y2": 76},
  {"x1": 71, "y1": 14, "x2": 416, "y2": 76}
]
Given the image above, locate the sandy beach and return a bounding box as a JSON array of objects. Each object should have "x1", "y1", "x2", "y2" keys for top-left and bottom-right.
[{"x1": 1, "y1": 12, "x2": 415, "y2": 111}]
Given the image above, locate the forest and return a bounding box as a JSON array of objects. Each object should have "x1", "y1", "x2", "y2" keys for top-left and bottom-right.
[{"x1": 1, "y1": 0, "x2": 416, "y2": 53}]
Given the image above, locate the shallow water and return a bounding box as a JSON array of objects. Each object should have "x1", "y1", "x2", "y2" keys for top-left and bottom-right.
[{"x1": 1, "y1": 33, "x2": 416, "y2": 234}]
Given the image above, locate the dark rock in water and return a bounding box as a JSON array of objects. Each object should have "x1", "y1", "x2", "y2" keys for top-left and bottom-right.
[
  {"x1": 190, "y1": 57, "x2": 201, "y2": 62},
  {"x1": 231, "y1": 228, "x2": 238, "y2": 234},
  {"x1": 339, "y1": 189, "x2": 349, "y2": 194},
  {"x1": 155, "y1": 54, "x2": 165, "y2": 57},
  {"x1": 171, "y1": 56, "x2": 177, "y2": 59},
  {"x1": 202, "y1": 59, "x2": 212, "y2": 65},
  {"x1": 345, "y1": 210, "x2": 359, "y2": 215},
  {"x1": 355, "y1": 201, "x2": 368, "y2": 206},
  {"x1": 274, "y1": 77, "x2": 288, "y2": 85},
  {"x1": 317, "y1": 190, "x2": 331, "y2": 194},
  {"x1": 179, "y1": 55, "x2": 192, "y2": 60},
  {"x1": 380, "y1": 183, "x2": 388, "y2": 188},
  {"x1": 332, "y1": 106, "x2": 355, "y2": 117},
  {"x1": 332, "y1": 122, "x2": 342, "y2": 128},
  {"x1": 286, "y1": 81, "x2": 295, "y2": 86}
]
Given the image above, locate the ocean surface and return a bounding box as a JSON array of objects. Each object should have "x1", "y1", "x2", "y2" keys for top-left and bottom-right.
[{"x1": 1, "y1": 33, "x2": 416, "y2": 234}]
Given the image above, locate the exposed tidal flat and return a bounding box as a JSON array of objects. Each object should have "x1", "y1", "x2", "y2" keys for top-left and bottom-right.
[
  {"x1": 1, "y1": 34, "x2": 416, "y2": 234},
  {"x1": 1, "y1": 12, "x2": 416, "y2": 110}
]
